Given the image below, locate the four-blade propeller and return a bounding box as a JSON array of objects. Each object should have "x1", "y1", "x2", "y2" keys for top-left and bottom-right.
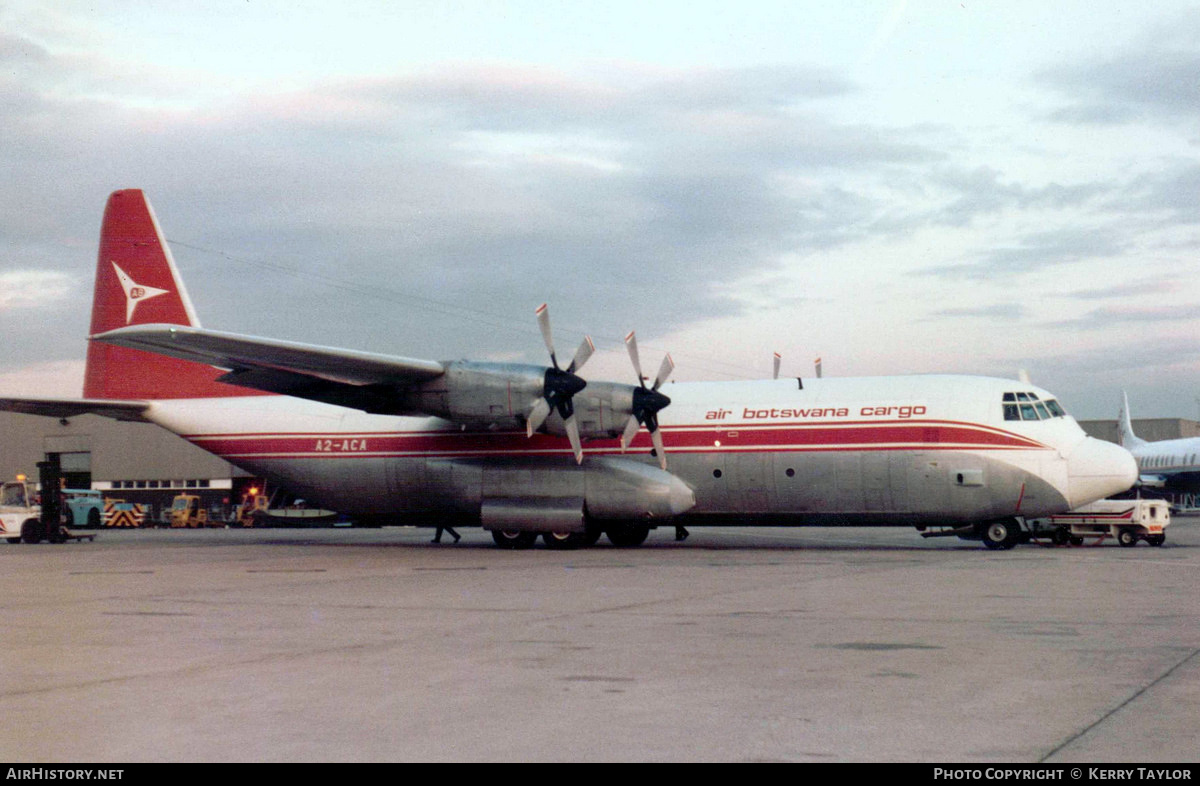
[
  {"x1": 525, "y1": 306, "x2": 674, "y2": 468},
  {"x1": 526, "y1": 303, "x2": 594, "y2": 464},
  {"x1": 620, "y1": 331, "x2": 674, "y2": 470}
]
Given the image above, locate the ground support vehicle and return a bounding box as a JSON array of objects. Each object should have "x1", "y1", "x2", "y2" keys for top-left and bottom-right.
[
  {"x1": 169, "y1": 494, "x2": 215, "y2": 527},
  {"x1": 1027, "y1": 498, "x2": 1170, "y2": 547},
  {"x1": 104, "y1": 499, "x2": 146, "y2": 527},
  {"x1": 2, "y1": 479, "x2": 97, "y2": 544},
  {"x1": 63, "y1": 489, "x2": 105, "y2": 528}
]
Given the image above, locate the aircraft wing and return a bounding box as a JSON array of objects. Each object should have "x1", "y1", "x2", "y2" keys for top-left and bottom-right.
[
  {"x1": 0, "y1": 397, "x2": 152, "y2": 422},
  {"x1": 91, "y1": 324, "x2": 447, "y2": 414}
]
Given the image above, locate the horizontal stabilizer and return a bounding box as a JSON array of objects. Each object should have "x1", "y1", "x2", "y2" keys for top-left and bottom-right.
[{"x1": 0, "y1": 397, "x2": 151, "y2": 422}]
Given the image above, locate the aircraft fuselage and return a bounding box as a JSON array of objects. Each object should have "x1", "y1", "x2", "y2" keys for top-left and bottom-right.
[{"x1": 148, "y1": 374, "x2": 1135, "y2": 530}]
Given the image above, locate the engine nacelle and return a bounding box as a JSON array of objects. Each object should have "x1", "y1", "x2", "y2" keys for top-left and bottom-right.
[
  {"x1": 399, "y1": 361, "x2": 546, "y2": 429},
  {"x1": 538, "y1": 380, "x2": 638, "y2": 440},
  {"x1": 399, "y1": 362, "x2": 648, "y2": 440}
]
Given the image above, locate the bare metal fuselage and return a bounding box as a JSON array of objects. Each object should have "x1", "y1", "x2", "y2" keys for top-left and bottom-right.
[{"x1": 147, "y1": 374, "x2": 1135, "y2": 531}]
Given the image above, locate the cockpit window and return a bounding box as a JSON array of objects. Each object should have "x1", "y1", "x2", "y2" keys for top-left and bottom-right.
[{"x1": 1003, "y1": 392, "x2": 1067, "y2": 421}]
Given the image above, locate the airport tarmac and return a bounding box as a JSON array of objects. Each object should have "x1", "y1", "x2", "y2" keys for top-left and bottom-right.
[{"x1": 2, "y1": 520, "x2": 1198, "y2": 763}]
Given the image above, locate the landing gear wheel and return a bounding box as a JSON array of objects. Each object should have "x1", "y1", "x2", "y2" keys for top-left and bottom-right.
[
  {"x1": 542, "y1": 531, "x2": 596, "y2": 550},
  {"x1": 491, "y1": 529, "x2": 537, "y2": 550},
  {"x1": 979, "y1": 519, "x2": 1020, "y2": 550},
  {"x1": 606, "y1": 522, "x2": 650, "y2": 548},
  {"x1": 1117, "y1": 528, "x2": 1139, "y2": 547}
]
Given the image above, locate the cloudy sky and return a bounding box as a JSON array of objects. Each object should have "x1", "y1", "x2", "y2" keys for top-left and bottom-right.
[{"x1": 2, "y1": 1, "x2": 1199, "y2": 420}]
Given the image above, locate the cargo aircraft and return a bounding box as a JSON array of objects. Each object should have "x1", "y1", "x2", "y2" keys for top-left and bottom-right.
[
  {"x1": 0, "y1": 190, "x2": 1138, "y2": 549},
  {"x1": 1118, "y1": 392, "x2": 1200, "y2": 492}
]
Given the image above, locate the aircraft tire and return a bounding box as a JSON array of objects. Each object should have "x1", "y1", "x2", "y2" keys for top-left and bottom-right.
[
  {"x1": 979, "y1": 519, "x2": 1020, "y2": 550},
  {"x1": 491, "y1": 529, "x2": 537, "y2": 550},
  {"x1": 1117, "y1": 528, "x2": 1138, "y2": 547},
  {"x1": 606, "y1": 522, "x2": 650, "y2": 548},
  {"x1": 542, "y1": 531, "x2": 596, "y2": 550}
]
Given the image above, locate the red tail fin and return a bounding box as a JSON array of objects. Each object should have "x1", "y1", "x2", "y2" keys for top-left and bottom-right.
[{"x1": 83, "y1": 190, "x2": 266, "y2": 400}]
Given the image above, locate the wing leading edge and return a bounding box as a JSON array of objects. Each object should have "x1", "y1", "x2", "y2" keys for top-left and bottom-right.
[{"x1": 91, "y1": 324, "x2": 447, "y2": 414}]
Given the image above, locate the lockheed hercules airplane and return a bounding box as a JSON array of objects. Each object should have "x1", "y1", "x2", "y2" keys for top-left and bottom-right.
[
  {"x1": 0, "y1": 190, "x2": 1137, "y2": 549},
  {"x1": 1118, "y1": 392, "x2": 1200, "y2": 492}
]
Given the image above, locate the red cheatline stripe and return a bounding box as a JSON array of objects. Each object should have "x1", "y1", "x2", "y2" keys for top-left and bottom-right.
[
  {"x1": 1051, "y1": 509, "x2": 1135, "y2": 521},
  {"x1": 183, "y1": 419, "x2": 1050, "y2": 460}
]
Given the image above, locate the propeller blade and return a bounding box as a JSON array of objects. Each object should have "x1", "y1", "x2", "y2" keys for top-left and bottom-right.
[
  {"x1": 773, "y1": 352, "x2": 781, "y2": 380},
  {"x1": 652, "y1": 353, "x2": 674, "y2": 391},
  {"x1": 565, "y1": 414, "x2": 584, "y2": 464},
  {"x1": 650, "y1": 427, "x2": 667, "y2": 470},
  {"x1": 621, "y1": 329, "x2": 674, "y2": 465},
  {"x1": 624, "y1": 331, "x2": 644, "y2": 384},
  {"x1": 620, "y1": 414, "x2": 640, "y2": 450},
  {"x1": 567, "y1": 335, "x2": 595, "y2": 374},
  {"x1": 526, "y1": 397, "x2": 551, "y2": 437},
  {"x1": 536, "y1": 303, "x2": 557, "y2": 369},
  {"x1": 526, "y1": 304, "x2": 588, "y2": 447}
]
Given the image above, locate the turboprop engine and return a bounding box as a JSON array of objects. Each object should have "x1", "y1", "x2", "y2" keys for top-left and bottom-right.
[{"x1": 400, "y1": 305, "x2": 676, "y2": 467}]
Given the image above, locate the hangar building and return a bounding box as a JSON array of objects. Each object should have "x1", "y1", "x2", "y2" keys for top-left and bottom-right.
[{"x1": 0, "y1": 410, "x2": 252, "y2": 525}]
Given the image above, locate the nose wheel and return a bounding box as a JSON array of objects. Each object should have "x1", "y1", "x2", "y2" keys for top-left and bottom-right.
[{"x1": 979, "y1": 519, "x2": 1022, "y2": 550}]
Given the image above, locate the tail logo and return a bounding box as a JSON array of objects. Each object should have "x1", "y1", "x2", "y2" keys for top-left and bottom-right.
[{"x1": 111, "y1": 261, "x2": 169, "y2": 324}]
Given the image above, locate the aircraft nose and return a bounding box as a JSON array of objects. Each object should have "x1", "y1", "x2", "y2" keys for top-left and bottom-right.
[{"x1": 1066, "y1": 437, "x2": 1138, "y2": 509}]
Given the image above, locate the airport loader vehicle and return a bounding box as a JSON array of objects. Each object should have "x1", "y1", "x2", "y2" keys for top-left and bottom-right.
[
  {"x1": 2, "y1": 476, "x2": 97, "y2": 544},
  {"x1": 1, "y1": 477, "x2": 41, "y2": 544},
  {"x1": 1027, "y1": 498, "x2": 1169, "y2": 547}
]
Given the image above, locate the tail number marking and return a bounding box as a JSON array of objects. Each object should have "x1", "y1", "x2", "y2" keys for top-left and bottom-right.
[{"x1": 314, "y1": 439, "x2": 369, "y2": 452}]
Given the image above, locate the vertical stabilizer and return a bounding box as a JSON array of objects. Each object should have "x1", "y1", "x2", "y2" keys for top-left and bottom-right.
[
  {"x1": 1117, "y1": 391, "x2": 1147, "y2": 450},
  {"x1": 83, "y1": 190, "x2": 266, "y2": 400}
]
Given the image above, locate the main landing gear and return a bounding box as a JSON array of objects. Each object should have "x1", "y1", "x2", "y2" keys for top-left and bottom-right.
[{"x1": 489, "y1": 522, "x2": 652, "y2": 550}]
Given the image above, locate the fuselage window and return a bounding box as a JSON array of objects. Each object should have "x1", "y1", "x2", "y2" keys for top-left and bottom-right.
[
  {"x1": 1016, "y1": 392, "x2": 1030, "y2": 402},
  {"x1": 1004, "y1": 403, "x2": 1020, "y2": 421},
  {"x1": 1003, "y1": 392, "x2": 1016, "y2": 402},
  {"x1": 1033, "y1": 402, "x2": 1050, "y2": 419},
  {"x1": 1019, "y1": 403, "x2": 1038, "y2": 420},
  {"x1": 1045, "y1": 399, "x2": 1066, "y2": 417}
]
